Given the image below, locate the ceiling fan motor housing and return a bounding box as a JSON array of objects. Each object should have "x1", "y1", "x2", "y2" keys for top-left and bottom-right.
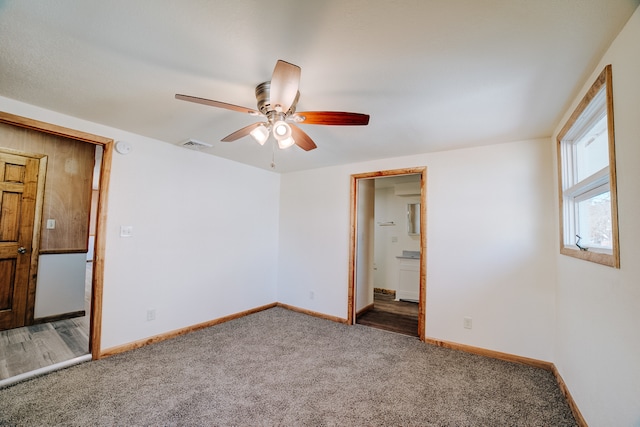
[{"x1": 255, "y1": 81, "x2": 299, "y2": 117}]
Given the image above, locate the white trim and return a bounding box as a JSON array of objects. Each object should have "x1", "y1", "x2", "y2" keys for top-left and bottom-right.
[
  {"x1": 563, "y1": 167, "x2": 609, "y2": 199},
  {"x1": 0, "y1": 354, "x2": 92, "y2": 389}
]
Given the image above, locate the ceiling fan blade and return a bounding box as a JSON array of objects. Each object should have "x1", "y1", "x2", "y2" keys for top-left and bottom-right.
[
  {"x1": 291, "y1": 111, "x2": 370, "y2": 126},
  {"x1": 175, "y1": 94, "x2": 261, "y2": 116},
  {"x1": 221, "y1": 122, "x2": 264, "y2": 142},
  {"x1": 269, "y1": 60, "x2": 301, "y2": 113},
  {"x1": 290, "y1": 124, "x2": 317, "y2": 151}
]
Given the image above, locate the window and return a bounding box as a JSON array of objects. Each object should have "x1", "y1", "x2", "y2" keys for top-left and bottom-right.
[{"x1": 557, "y1": 65, "x2": 619, "y2": 267}]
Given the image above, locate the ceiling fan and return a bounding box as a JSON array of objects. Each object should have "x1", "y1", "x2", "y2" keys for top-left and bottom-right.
[{"x1": 175, "y1": 60, "x2": 370, "y2": 152}]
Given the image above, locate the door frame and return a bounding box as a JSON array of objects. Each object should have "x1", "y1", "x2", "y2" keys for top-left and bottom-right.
[
  {"x1": 348, "y1": 167, "x2": 427, "y2": 341},
  {"x1": 0, "y1": 111, "x2": 113, "y2": 359}
]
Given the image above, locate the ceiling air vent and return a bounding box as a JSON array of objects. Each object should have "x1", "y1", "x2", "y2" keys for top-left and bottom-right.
[{"x1": 179, "y1": 139, "x2": 212, "y2": 151}]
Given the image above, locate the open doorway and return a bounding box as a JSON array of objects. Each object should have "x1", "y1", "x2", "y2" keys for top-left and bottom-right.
[
  {"x1": 0, "y1": 112, "x2": 112, "y2": 384},
  {"x1": 348, "y1": 167, "x2": 426, "y2": 340}
]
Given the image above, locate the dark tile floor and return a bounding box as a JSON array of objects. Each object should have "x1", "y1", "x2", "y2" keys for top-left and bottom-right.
[{"x1": 356, "y1": 292, "x2": 419, "y2": 336}]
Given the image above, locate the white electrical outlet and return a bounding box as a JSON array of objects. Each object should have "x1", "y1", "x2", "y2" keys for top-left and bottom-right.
[
  {"x1": 147, "y1": 309, "x2": 156, "y2": 321},
  {"x1": 120, "y1": 225, "x2": 133, "y2": 237},
  {"x1": 46, "y1": 219, "x2": 56, "y2": 229},
  {"x1": 309, "y1": 291, "x2": 315, "y2": 300},
  {"x1": 463, "y1": 317, "x2": 472, "y2": 329}
]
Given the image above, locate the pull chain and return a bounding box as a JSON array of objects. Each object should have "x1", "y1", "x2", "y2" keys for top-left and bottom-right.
[{"x1": 270, "y1": 139, "x2": 276, "y2": 169}]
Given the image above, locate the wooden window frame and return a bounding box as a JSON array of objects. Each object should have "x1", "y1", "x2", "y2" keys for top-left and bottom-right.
[{"x1": 556, "y1": 65, "x2": 620, "y2": 268}]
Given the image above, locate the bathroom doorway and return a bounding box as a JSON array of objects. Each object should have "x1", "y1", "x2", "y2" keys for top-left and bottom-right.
[{"x1": 348, "y1": 167, "x2": 426, "y2": 340}]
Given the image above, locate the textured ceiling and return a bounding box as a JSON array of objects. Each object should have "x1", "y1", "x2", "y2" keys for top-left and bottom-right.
[{"x1": 0, "y1": 0, "x2": 638, "y2": 172}]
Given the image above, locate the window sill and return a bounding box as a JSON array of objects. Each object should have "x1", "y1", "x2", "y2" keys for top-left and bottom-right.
[{"x1": 560, "y1": 246, "x2": 619, "y2": 268}]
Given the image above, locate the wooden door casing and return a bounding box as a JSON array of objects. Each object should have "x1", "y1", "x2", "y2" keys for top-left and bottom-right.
[
  {"x1": 0, "y1": 111, "x2": 113, "y2": 359},
  {"x1": 0, "y1": 150, "x2": 46, "y2": 330}
]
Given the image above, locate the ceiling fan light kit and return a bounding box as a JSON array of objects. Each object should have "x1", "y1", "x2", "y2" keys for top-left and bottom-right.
[
  {"x1": 249, "y1": 124, "x2": 270, "y2": 145},
  {"x1": 273, "y1": 120, "x2": 292, "y2": 141},
  {"x1": 277, "y1": 137, "x2": 295, "y2": 149},
  {"x1": 175, "y1": 60, "x2": 370, "y2": 155}
]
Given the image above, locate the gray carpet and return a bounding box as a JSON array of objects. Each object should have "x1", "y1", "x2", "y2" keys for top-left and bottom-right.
[{"x1": 0, "y1": 307, "x2": 576, "y2": 426}]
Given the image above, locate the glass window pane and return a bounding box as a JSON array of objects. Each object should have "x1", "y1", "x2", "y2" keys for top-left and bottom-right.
[
  {"x1": 575, "y1": 114, "x2": 609, "y2": 181},
  {"x1": 576, "y1": 191, "x2": 612, "y2": 249}
]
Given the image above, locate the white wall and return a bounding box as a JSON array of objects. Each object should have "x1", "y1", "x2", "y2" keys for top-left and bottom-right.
[
  {"x1": 34, "y1": 253, "x2": 86, "y2": 318},
  {"x1": 0, "y1": 96, "x2": 281, "y2": 351},
  {"x1": 279, "y1": 138, "x2": 557, "y2": 361},
  {"x1": 553, "y1": 7, "x2": 640, "y2": 426},
  {"x1": 374, "y1": 186, "x2": 421, "y2": 291},
  {"x1": 276, "y1": 167, "x2": 353, "y2": 318}
]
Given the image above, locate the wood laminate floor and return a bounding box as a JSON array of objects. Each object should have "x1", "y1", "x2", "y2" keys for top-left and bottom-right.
[
  {"x1": 356, "y1": 292, "x2": 419, "y2": 337},
  {"x1": 0, "y1": 317, "x2": 89, "y2": 380},
  {"x1": 0, "y1": 262, "x2": 91, "y2": 380}
]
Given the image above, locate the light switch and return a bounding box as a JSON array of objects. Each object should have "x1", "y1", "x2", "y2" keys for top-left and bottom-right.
[
  {"x1": 46, "y1": 219, "x2": 56, "y2": 229},
  {"x1": 120, "y1": 225, "x2": 133, "y2": 237}
]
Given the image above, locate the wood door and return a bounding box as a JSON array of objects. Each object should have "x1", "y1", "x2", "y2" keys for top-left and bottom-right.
[{"x1": 0, "y1": 151, "x2": 44, "y2": 330}]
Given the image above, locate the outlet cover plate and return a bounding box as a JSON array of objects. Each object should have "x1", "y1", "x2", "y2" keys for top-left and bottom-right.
[{"x1": 463, "y1": 317, "x2": 472, "y2": 329}]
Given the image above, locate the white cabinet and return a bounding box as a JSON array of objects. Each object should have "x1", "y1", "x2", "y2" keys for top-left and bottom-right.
[{"x1": 396, "y1": 257, "x2": 420, "y2": 302}]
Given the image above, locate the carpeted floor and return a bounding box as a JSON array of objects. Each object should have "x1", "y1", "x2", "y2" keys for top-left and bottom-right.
[{"x1": 0, "y1": 307, "x2": 576, "y2": 426}]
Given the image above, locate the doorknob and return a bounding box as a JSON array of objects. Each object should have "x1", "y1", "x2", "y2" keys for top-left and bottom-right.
[{"x1": 17, "y1": 247, "x2": 26, "y2": 254}]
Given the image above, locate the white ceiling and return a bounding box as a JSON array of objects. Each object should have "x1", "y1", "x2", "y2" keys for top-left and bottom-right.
[{"x1": 0, "y1": 1, "x2": 638, "y2": 173}]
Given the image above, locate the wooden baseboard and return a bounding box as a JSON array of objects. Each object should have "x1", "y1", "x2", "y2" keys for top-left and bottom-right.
[
  {"x1": 96, "y1": 303, "x2": 586, "y2": 426},
  {"x1": 276, "y1": 302, "x2": 349, "y2": 324},
  {"x1": 99, "y1": 302, "x2": 345, "y2": 359},
  {"x1": 355, "y1": 302, "x2": 374, "y2": 317},
  {"x1": 424, "y1": 337, "x2": 554, "y2": 371},
  {"x1": 425, "y1": 337, "x2": 586, "y2": 426},
  {"x1": 39, "y1": 249, "x2": 88, "y2": 255},
  {"x1": 99, "y1": 302, "x2": 277, "y2": 358},
  {"x1": 33, "y1": 310, "x2": 86, "y2": 325},
  {"x1": 551, "y1": 364, "x2": 588, "y2": 427}
]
